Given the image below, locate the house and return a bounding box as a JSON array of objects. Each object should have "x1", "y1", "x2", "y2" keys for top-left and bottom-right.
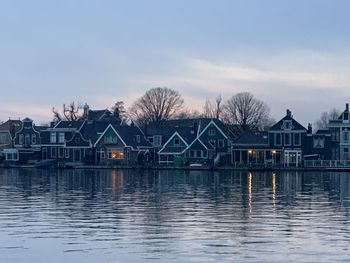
[
  {"x1": 40, "y1": 121, "x2": 85, "y2": 163},
  {"x1": 327, "y1": 103, "x2": 350, "y2": 160},
  {"x1": 231, "y1": 130, "x2": 271, "y2": 166},
  {"x1": 8, "y1": 118, "x2": 47, "y2": 163},
  {"x1": 0, "y1": 119, "x2": 22, "y2": 161},
  {"x1": 147, "y1": 118, "x2": 237, "y2": 166},
  {"x1": 304, "y1": 126, "x2": 332, "y2": 160},
  {"x1": 93, "y1": 123, "x2": 152, "y2": 165},
  {"x1": 268, "y1": 109, "x2": 308, "y2": 167}
]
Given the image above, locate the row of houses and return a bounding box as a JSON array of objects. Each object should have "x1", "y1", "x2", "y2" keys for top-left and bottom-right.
[{"x1": 1, "y1": 103, "x2": 350, "y2": 168}]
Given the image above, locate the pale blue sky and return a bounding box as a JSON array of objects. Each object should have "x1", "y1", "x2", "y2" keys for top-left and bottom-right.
[{"x1": 1, "y1": 0, "x2": 350, "y2": 125}]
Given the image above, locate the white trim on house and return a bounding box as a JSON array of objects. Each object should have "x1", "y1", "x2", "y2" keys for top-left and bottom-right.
[
  {"x1": 198, "y1": 120, "x2": 228, "y2": 139},
  {"x1": 158, "y1": 132, "x2": 189, "y2": 154},
  {"x1": 93, "y1": 124, "x2": 128, "y2": 148}
]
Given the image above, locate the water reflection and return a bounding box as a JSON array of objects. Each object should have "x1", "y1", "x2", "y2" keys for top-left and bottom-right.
[{"x1": 0, "y1": 169, "x2": 349, "y2": 262}]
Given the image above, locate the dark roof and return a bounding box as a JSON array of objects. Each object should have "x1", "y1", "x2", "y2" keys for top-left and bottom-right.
[
  {"x1": 0, "y1": 120, "x2": 22, "y2": 137},
  {"x1": 54, "y1": 121, "x2": 85, "y2": 130},
  {"x1": 80, "y1": 121, "x2": 110, "y2": 144},
  {"x1": 232, "y1": 130, "x2": 269, "y2": 146},
  {"x1": 269, "y1": 111, "x2": 306, "y2": 131},
  {"x1": 112, "y1": 124, "x2": 152, "y2": 149},
  {"x1": 145, "y1": 118, "x2": 236, "y2": 142},
  {"x1": 315, "y1": 128, "x2": 331, "y2": 135}
]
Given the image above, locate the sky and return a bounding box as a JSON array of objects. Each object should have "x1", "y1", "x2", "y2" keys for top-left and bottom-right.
[{"x1": 1, "y1": 0, "x2": 350, "y2": 125}]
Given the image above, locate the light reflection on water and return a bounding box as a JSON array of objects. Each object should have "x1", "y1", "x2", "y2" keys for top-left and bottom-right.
[{"x1": 0, "y1": 169, "x2": 349, "y2": 262}]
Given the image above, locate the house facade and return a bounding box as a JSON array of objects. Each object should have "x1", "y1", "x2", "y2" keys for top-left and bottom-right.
[{"x1": 327, "y1": 103, "x2": 350, "y2": 160}]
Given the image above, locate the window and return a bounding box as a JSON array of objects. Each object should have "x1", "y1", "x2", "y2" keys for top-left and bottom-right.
[
  {"x1": 58, "y1": 132, "x2": 65, "y2": 143},
  {"x1": 5, "y1": 149, "x2": 18, "y2": 161},
  {"x1": 218, "y1": 139, "x2": 224, "y2": 148},
  {"x1": 174, "y1": 138, "x2": 180, "y2": 146},
  {"x1": 343, "y1": 131, "x2": 349, "y2": 142},
  {"x1": 104, "y1": 136, "x2": 117, "y2": 144},
  {"x1": 196, "y1": 150, "x2": 204, "y2": 158},
  {"x1": 51, "y1": 147, "x2": 57, "y2": 158},
  {"x1": 50, "y1": 132, "x2": 57, "y2": 143},
  {"x1": 0, "y1": 134, "x2": 6, "y2": 144},
  {"x1": 284, "y1": 133, "x2": 291, "y2": 146},
  {"x1": 153, "y1": 135, "x2": 162, "y2": 147},
  {"x1": 275, "y1": 133, "x2": 282, "y2": 146},
  {"x1": 313, "y1": 137, "x2": 325, "y2": 148},
  {"x1": 294, "y1": 133, "x2": 301, "y2": 146},
  {"x1": 107, "y1": 148, "x2": 124, "y2": 159},
  {"x1": 97, "y1": 148, "x2": 105, "y2": 159},
  {"x1": 65, "y1": 148, "x2": 69, "y2": 158},
  {"x1": 209, "y1": 140, "x2": 216, "y2": 148},
  {"x1": 209, "y1": 129, "x2": 216, "y2": 136},
  {"x1": 25, "y1": 134, "x2": 30, "y2": 145},
  {"x1": 57, "y1": 148, "x2": 63, "y2": 158},
  {"x1": 31, "y1": 134, "x2": 36, "y2": 144},
  {"x1": 282, "y1": 120, "x2": 293, "y2": 130},
  {"x1": 19, "y1": 134, "x2": 24, "y2": 145},
  {"x1": 190, "y1": 150, "x2": 195, "y2": 157},
  {"x1": 75, "y1": 137, "x2": 81, "y2": 143},
  {"x1": 136, "y1": 135, "x2": 141, "y2": 143}
]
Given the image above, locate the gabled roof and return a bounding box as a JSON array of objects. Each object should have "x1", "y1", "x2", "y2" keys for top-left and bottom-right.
[
  {"x1": 94, "y1": 123, "x2": 152, "y2": 149},
  {"x1": 158, "y1": 131, "x2": 189, "y2": 153},
  {"x1": 79, "y1": 121, "x2": 110, "y2": 144},
  {"x1": 269, "y1": 110, "x2": 306, "y2": 131}
]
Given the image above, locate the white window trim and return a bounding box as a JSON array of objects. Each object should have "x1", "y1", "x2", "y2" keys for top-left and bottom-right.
[
  {"x1": 293, "y1": 133, "x2": 301, "y2": 146},
  {"x1": 274, "y1": 133, "x2": 282, "y2": 146},
  {"x1": 284, "y1": 133, "x2": 291, "y2": 146}
]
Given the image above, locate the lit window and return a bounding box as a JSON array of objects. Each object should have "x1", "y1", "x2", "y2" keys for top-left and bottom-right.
[{"x1": 107, "y1": 148, "x2": 124, "y2": 159}]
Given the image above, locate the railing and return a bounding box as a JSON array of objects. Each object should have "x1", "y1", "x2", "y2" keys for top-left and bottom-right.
[{"x1": 304, "y1": 160, "x2": 350, "y2": 168}]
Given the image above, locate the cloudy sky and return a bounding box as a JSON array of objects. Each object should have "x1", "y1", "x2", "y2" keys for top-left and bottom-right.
[{"x1": 1, "y1": 0, "x2": 350, "y2": 125}]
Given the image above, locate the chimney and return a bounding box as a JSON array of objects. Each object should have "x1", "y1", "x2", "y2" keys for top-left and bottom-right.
[
  {"x1": 307, "y1": 123, "x2": 312, "y2": 134},
  {"x1": 286, "y1": 109, "x2": 292, "y2": 117},
  {"x1": 50, "y1": 121, "x2": 55, "y2": 128},
  {"x1": 83, "y1": 103, "x2": 89, "y2": 118},
  {"x1": 346, "y1": 103, "x2": 349, "y2": 112}
]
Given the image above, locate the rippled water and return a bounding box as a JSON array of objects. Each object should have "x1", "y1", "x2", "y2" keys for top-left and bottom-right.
[{"x1": 0, "y1": 169, "x2": 349, "y2": 262}]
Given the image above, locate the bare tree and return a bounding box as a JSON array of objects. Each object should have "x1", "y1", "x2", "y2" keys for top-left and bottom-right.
[
  {"x1": 203, "y1": 94, "x2": 223, "y2": 119},
  {"x1": 130, "y1": 87, "x2": 184, "y2": 125},
  {"x1": 222, "y1": 92, "x2": 270, "y2": 130},
  {"x1": 52, "y1": 101, "x2": 83, "y2": 122},
  {"x1": 314, "y1": 108, "x2": 340, "y2": 130},
  {"x1": 111, "y1": 101, "x2": 127, "y2": 120},
  {"x1": 176, "y1": 108, "x2": 202, "y2": 119}
]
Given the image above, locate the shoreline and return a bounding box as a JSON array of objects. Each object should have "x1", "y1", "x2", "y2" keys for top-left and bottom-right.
[{"x1": 1, "y1": 164, "x2": 350, "y2": 172}]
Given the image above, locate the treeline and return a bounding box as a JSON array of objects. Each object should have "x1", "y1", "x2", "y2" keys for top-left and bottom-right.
[{"x1": 51, "y1": 87, "x2": 339, "y2": 131}]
